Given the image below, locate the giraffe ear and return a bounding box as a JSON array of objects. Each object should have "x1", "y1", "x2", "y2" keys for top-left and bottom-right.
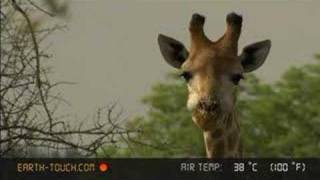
[
  {"x1": 158, "y1": 34, "x2": 189, "y2": 69},
  {"x1": 239, "y1": 40, "x2": 271, "y2": 73}
]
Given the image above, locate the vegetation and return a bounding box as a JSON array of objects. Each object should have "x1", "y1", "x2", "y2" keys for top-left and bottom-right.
[
  {"x1": 240, "y1": 55, "x2": 320, "y2": 157},
  {"x1": 0, "y1": 0, "x2": 135, "y2": 157}
]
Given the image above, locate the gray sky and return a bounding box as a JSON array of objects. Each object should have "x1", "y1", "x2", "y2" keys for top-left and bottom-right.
[{"x1": 49, "y1": 0, "x2": 320, "y2": 119}]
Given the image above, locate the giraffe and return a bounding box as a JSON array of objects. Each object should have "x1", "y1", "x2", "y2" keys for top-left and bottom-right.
[{"x1": 157, "y1": 12, "x2": 271, "y2": 158}]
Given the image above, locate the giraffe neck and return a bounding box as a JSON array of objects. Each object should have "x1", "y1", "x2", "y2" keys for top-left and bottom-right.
[{"x1": 192, "y1": 109, "x2": 242, "y2": 158}]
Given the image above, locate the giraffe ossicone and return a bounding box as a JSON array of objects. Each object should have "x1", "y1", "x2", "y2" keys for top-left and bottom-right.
[{"x1": 157, "y1": 12, "x2": 271, "y2": 158}]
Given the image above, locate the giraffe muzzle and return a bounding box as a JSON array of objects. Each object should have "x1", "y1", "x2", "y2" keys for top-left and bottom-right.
[{"x1": 198, "y1": 98, "x2": 219, "y2": 112}]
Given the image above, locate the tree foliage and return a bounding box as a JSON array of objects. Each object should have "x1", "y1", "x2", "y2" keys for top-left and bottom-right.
[{"x1": 240, "y1": 56, "x2": 320, "y2": 157}]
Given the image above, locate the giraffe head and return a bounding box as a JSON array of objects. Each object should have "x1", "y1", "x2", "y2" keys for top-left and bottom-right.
[{"x1": 158, "y1": 13, "x2": 271, "y2": 116}]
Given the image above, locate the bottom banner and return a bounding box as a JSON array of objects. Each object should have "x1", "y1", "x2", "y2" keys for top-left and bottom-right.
[{"x1": 0, "y1": 158, "x2": 319, "y2": 180}]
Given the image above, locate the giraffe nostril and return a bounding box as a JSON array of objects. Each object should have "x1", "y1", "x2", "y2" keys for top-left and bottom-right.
[{"x1": 180, "y1": 71, "x2": 192, "y2": 82}]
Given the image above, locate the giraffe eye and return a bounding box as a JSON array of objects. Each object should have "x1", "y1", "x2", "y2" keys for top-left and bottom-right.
[
  {"x1": 180, "y1": 71, "x2": 192, "y2": 82},
  {"x1": 230, "y1": 74, "x2": 244, "y2": 85}
]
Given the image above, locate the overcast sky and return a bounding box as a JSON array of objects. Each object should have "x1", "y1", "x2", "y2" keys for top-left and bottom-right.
[{"x1": 49, "y1": 0, "x2": 320, "y2": 120}]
